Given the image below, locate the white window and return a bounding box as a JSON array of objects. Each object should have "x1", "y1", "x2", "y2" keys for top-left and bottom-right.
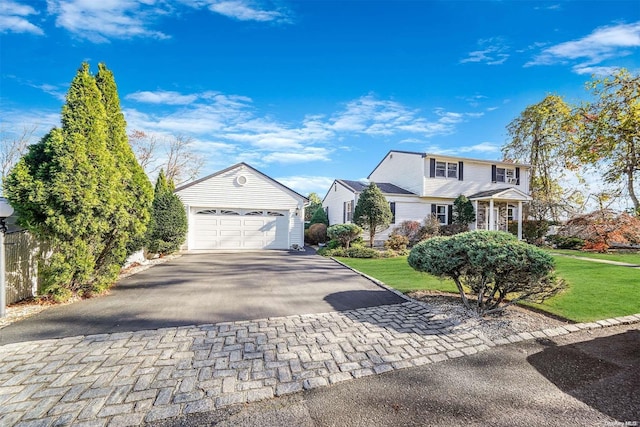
[
  {"x1": 447, "y1": 163, "x2": 458, "y2": 179},
  {"x1": 346, "y1": 200, "x2": 353, "y2": 222},
  {"x1": 435, "y1": 161, "x2": 458, "y2": 179},
  {"x1": 496, "y1": 167, "x2": 515, "y2": 183},
  {"x1": 507, "y1": 205, "x2": 516, "y2": 222},
  {"x1": 436, "y1": 205, "x2": 447, "y2": 225}
]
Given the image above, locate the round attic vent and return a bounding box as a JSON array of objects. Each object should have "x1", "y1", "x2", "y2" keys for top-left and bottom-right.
[{"x1": 236, "y1": 175, "x2": 248, "y2": 186}]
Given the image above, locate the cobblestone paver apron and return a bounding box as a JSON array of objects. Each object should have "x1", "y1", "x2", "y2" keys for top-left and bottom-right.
[{"x1": 1, "y1": 301, "x2": 638, "y2": 427}]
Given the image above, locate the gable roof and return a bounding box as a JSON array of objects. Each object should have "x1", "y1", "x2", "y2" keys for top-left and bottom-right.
[
  {"x1": 337, "y1": 179, "x2": 415, "y2": 195},
  {"x1": 468, "y1": 187, "x2": 532, "y2": 201},
  {"x1": 174, "y1": 162, "x2": 308, "y2": 202}
]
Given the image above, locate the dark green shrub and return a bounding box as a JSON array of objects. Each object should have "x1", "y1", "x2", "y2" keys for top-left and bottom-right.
[
  {"x1": 327, "y1": 224, "x2": 363, "y2": 248},
  {"x1": 508, "y1": 220, "x2": 550, "y2": 245},
  {"x1": 308, "y1": 223, "x2": 327, "y2": 244},
  {"x1": 384, "y1": 234, "x2": 409, "y2": 250},
  {"x1": 546, "y1": 234, "x2": 585, "y2": 249},
  {"x1": 408, "y1": 231, "x2": 564, "y2": 316},
  {"x1": 309, "y1": 207, "x2": 329, "y2": 226},
  {"x1": 146, "y1": 171, "x2": 187, "y2": 255},
  {"x1": 345, "y1": 246, "x2": 379, "y2": 258},
  {"x1": 452, "y1": 194, "x2": 476, "y2": 225},
  {"x1": 326, "y1": 239, "x2": 341, "y2": 249}
]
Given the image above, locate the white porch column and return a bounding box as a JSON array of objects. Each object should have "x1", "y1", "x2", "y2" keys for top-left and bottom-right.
[
  {"x1": 489, "y1": 198, "x2": 495, "y2": 231},
  {"x1": 517, "y1": 201, "x2": 523, "y2": 240},
  {"x1": 473, "y1": 200, "x2": 478, "y2": 230}
]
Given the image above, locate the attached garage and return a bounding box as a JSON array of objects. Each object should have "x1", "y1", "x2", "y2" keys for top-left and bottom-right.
[{"x1": 175, "y1": 163, "x2": 307, "y2": 251}]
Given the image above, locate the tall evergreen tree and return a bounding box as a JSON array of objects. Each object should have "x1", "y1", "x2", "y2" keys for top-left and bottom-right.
[
  {"x1": 94, "y1": 63, "x2": 153, "y2": 274},
  {"x1": 353, "y1": 183, "x2": 392, "y2": 247},
  {"x1": 452, "y1": 195, "x2": 476, "y2": 226},
  {"x1": 146, "y1": 170, "x2": 188, "y2": 255},
  {"x1": 5, "y1": 63, "x2": 123, "y2": 299}
]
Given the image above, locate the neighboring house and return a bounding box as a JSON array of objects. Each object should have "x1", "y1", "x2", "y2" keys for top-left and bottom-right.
[
  {"x1": 175, "y1": 163, "x2": 307, "y2": 251},
  {"x1": 322, "y1": 150, "x2": 532, "y2": 243}
]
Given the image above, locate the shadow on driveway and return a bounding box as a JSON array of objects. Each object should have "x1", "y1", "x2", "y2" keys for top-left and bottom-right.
[
  {"x1": 527, "y1": 329, "x2": 640, "y2": 422},
  {"x1": 0, "y1": 252, "x2": 404, "y2": 345}
]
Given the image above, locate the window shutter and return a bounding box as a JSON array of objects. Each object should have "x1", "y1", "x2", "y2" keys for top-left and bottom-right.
[
  {"x1": 515, "y1": 167, "x2": 520, "y2": 185},
  {"x1": 447, "y1": 205, "x2": 453, "y2": 225},
  {"x1": 325, "y1": 206, "x2": 329, "y2": 224},
  {"x1": 491, "y1": 165, "x2": 497, "y2": 183},
  {"x1": 389, "y1": 202, "x2": 396, "y2": 224},
  {"x1": 343, "y1": 202, "x2": 346, "y2": 223},
  {"x1": 431, "y1": 204, "x2": 436, "y2": 216},
  {"x1": 458, "y1": 161, "x2": 464, "y2": 181},
  {"x1": 429, "y1": 158, "x2": 436, "y2": 178}
]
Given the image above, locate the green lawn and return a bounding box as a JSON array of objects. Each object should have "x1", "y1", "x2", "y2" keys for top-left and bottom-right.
[
  {"x1": 548, "y1": 249, "x2": 640, "y2": 265},
  {"x1": 336, "y1": 255, "x2": 640, "y2": 323}
]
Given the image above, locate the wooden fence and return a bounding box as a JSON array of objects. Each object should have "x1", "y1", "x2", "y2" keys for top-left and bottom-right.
[{"x1": 4, "y1": 230, "x2": 41, "y2": 304}]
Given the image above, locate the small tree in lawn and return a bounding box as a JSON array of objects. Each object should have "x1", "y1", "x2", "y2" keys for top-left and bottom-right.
[
  {"x1": 305, "y1": 193, "x2": 323, "y2": 222},
  {"x1": 452, "y1": 195, "x2": 476, "y2": 227},
  {"x1": 408, "y1": 231, "x2": 564, "y2": 316},
  {"x1": 353, "y1": 183, "x2": 392, "y2": 247},
  {"x1": 146, "y1": 170, "x2": 188, "y2": 256}
]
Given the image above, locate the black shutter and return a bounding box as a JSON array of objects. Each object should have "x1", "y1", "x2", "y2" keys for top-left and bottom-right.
[
  {"x1": 458, "y1": 161, "x2": 464, "y2": 181},
  {"x1": 447, "y1": 205, "x2": 453, "y2": 225},
  {"x1": 343, "y1": 202, "x2": 346, "y2": 223},
  {"x1": 325, "y1": 207, "x2": 329, "y2": 225},
  {"x1": 515, "y1": 167, "x2": 520, "y2": 185},
  {"x1": 429, "y1": 158, "x2": 436, "y2": 178},
  {"x1": 389, "y1": 202, "x2": 396, "y2": 224},
  {"x1": 431, "y1": 204, "x2": 437, "y2": 216},
  {"x1": 491, "y1": 165, "x2": 497, "y2": 183}
]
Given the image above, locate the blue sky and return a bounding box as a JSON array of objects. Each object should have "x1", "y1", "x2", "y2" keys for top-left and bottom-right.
[{"x1": 1, "y1": 0, "x2": 639, "y2": 198}]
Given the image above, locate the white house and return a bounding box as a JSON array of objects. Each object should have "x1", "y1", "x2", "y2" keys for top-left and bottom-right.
[
  {"x1": 322, "y1": 150, "x2": 532, "y2": 242},
  {"x1": 175, "y1": 163, "x2": 307, "y2": 251}
]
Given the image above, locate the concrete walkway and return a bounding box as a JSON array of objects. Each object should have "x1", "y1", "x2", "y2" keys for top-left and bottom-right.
[
  {"x1": 551, "y1": 252, "x2": 640, "y2": 268},
  {"x1": 1, "y1": 300, "x2": 639, "y2": 427}
]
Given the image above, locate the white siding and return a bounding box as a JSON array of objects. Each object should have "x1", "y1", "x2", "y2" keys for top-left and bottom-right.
[
  {"x1": 368, "y1": 152, "x2": 424, "y2": 195},
  {"x1": 372, "y1": 195, "x2": 431, "y2": 241},
  {"x1": 176, "y1": 164, "x2": 305, "y2": 250},
  {"x1": 322, "y1": 181, "x2": 356, "y2": 226},
  {"x1": 423, "y1": 157, "x2": 530, "y2": 198}
]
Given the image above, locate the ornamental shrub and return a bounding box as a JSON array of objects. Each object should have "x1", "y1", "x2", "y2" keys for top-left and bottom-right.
[
  {"x1": 308, "y1": 223, "x2": 328, "y2": 244},
  {"x1": 327, "y1": 224, "x2": 363, "y2": 248},
  {"x1": 384, "y1": 234, "x2": 409, "y2": 250},
  {"x1": 508, "y1": 220, "x2": 549, "y2": 245},
  {"x1": 408, "y1": 231, "x2": 565, "y2": 316},
  {"x1": 391, "y1": 220, "x2": 423, "y2": 246},
  {"x1": 546, "y1": 235, "x2": 584, "y2": 250},
  {"x1": 146, "y1": 170, "x2": 188, "y2": 255}
]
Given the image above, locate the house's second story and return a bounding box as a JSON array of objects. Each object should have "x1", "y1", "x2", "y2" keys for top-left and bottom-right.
[{"x1": 368, "y1": 150, "x2": 530, "y2": 199}]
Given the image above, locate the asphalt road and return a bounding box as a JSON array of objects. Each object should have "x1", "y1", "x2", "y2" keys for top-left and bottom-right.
[
  {"x1": 155, "y1": 323, "x2": 640, "y2": 427},
  {"x1": 0, "y1": 251, "x2": 404, "y2": 344}
]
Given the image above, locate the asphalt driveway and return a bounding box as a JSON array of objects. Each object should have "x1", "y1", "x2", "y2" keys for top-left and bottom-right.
[{"x1": 0, "y1": 251, "x2": 404, "y2": 344}]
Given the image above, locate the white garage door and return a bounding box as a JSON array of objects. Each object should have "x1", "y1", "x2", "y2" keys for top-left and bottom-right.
[{"x1": 192, "y1": 209, "x2": 290, "y2": 250}]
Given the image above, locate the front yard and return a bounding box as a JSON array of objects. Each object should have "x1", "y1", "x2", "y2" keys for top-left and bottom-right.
[{"x1": 337, "y1": 253, "x2": 640, "y2": 323}]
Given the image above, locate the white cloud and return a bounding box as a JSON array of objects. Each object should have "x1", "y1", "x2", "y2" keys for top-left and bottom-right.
[
  {"x1": 206, "y1": 0, "x2": 287, "y2": 22},
  {"x1": 276, "y1": 175, "x2": 335, "y2": 196},
  {"x1": 526, "y1": 21, "x2": 640, "y2": 74},
  {"x1": 424, "y1": 142, "x2": 501, "y2": 157},
  {"x1": 126, "y1": 90, "x2": 199, "y2": 105},
  {"x1": 0, "y1": 0, "x2": 44, "y2": 35},
  {"x1": 46, "y1": 0, "x2": 171, "y2": 43},
  {"x1": 461, "y1": 38, "x2": 509, "y2": 65}
]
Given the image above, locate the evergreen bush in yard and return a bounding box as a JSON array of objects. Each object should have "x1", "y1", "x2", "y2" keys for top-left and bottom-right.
[
  {"x1": 309, "y1": 207, "x2": 329, "y2": 226},
  {"x1": 327, "y1": 224, "x2": 363, "y2": 248},
  {"x1": 408, "y1": 231, "x2": 564, "y2": 316},
  {"x1": 353, "y1": 183, "x2": 392, "y2": 247},
  {"x1": 146, "y1": 170, "x2": 188, "y2": 255},
  {"x1": 5, "y1": 63, "x2": 150, "y2": 300}
]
